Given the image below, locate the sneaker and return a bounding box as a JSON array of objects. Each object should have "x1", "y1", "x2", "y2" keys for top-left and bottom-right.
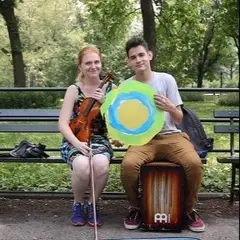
[
  {"x1": 87, "y1": 203, "x2": 103, "y2": 227},
  {"x1": 185, "y1": 209, "x2": 205, "y2": 232},
  {"x1": 123, "y1": 208, "x2": 141, "y2": 230},
  {"x1": 71, "y1": 203, "x2": 85, "y2": 226}
]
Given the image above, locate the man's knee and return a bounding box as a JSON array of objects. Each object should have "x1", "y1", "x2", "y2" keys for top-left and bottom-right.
[
  {"x1": 183, "y1": 154, "x2": 203, "y2": 176},
  {"x1": 121, "y1": 154, "x2": 134, "y2": 169},
  {"x1": 121, "y1": 151, "x2": 143, "y2": 172}
]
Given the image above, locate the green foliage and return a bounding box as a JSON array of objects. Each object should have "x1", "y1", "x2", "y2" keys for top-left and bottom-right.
[
  {"x1": 154, "y1": 0, "x2": 238, "y2": 86},
  {"x1": 215, "y1": 0, "x2": 239, "y2": 48},
  {"x1": 217, "y1": 93, "x2": 239, "y2": 106},
  {"x1": 0, "y1": 17, "x2": 13, "y2": 86},
  {"x1": 155, "y1": 0, "x2": 208, "y2": 85},
  {"x1": 79, "y1": 0, "x2": 135, "y2": 84},
  {"x1": 224, "y1": 78, "x2": 239, "y2": 88},
  {"x1": 15, "y1": 0, "x2": 85, "y2": 87},
  {"x1": 0, "y1": 92, "x2": 63, "y2": 108},
  {"x1": 0, "y1": 0, "x2": 239, "y2": 87},
  {"x1": 106, "y1": 165, "x2": 124, "y2": 192},
  {"x1": 81, "y1": 0, "x2": 135, "y2": 44},
  {"x1": 180, "y1": 92, "x2": 204, "y2": 102},
  {"x1": 201, "y1": 159, "x2": 232, "y2": 192},
  {"x1": 0, "y1": 163, "x2": 71, "y2": 191}
]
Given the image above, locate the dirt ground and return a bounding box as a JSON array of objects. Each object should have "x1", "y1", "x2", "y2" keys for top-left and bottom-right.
[{"x1": 0, "y1": 198, "x2": 239, "y2": 240}]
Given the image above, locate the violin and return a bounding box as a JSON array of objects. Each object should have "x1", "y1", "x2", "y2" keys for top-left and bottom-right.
[{"x1": 69, "y1": 72, "x2": 114, "y2": 142}]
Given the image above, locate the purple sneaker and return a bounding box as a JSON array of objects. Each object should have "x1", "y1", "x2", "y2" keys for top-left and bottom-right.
[
  {"x1": 87, "y1": 203, "x2": 103, "y2": 227},
  {"x1": 71, "y1": 203, "x2": 85, "y2": 226}
]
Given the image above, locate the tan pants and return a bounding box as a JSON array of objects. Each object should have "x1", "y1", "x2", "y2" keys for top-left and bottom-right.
[{"x1": 120, "y1": 132, "x2": 203, "y2": 212}]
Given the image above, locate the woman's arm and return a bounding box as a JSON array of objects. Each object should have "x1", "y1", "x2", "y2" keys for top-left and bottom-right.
[
  {"x1": 58, "y1": 85, "x2": 78, "y2": 144},
  {"x1": 58, "y1": 85, "x2": 90, "y2": 155},
  {"x1": 112, "y1": 83, "x2": 118, "y2": 89}
]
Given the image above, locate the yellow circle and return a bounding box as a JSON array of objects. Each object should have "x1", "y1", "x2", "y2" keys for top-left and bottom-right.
[{"x1": 117, "y1": 99, "x2": 149, "y2": 129}]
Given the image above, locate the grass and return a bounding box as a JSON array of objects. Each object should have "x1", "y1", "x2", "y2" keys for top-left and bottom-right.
[{"x1": 0, "y1": 100, "x2": 239, "y2": 193}]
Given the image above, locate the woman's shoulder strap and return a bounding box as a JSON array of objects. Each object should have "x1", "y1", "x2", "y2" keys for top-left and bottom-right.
[
  {"x1": 105, "y1": 82, "x2": 113, "y2": 94},
  {"x1": 73, "y1": 83, "x2": 82, "y2": 95}
]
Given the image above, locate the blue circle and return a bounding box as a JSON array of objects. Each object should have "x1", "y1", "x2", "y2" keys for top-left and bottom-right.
[{"x1": 108, "y1": 91, "x2": 155, "y2": 135}]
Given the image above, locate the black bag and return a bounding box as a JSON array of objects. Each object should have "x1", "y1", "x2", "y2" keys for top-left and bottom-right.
[
  {"x1": 9, "y1": 140, "x2": 49, "y2": 158},
  {"x1": 176, "y1": 106, "x2": 214, "y2": 158}
]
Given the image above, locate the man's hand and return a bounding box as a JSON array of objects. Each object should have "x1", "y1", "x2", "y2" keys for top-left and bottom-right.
[{"x1": 154, "y1": 93, "x2": 176, "y2": 113}]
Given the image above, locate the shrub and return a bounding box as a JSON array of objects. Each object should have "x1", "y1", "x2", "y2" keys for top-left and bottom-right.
[
  {"x1": 217, "y1": 93, "x2": 239, "y2": 106},
  {"x1": 180, "y1": 92, "x2": 204, "y2": 101},
  {"x1": 0, "y1": 92, "x2": 64, "y2": 109},
  {"x1": 201, "y1": 163, "x2": 232, "y2": 193}
]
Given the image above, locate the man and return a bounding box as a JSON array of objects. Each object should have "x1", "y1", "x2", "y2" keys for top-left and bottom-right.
[{"x1": 120, "y1": 36, "x2": 205, "y2": 232}]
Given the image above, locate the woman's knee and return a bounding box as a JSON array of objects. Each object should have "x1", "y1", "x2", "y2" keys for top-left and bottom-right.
[
  {"x1": 92, "y1": 154, "x2": 109, "y2": 177},
  {"x1": 72, "y1": 156, "x2": 90, "y2": 180}
]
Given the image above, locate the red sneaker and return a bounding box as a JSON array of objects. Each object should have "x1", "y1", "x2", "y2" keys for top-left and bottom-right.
[
  {"x1": 185, "y1": 209, "x2": 205, "y2": 232},
  {"x1": 123, "y1": 208, "x2": 141, "y2": 230}
]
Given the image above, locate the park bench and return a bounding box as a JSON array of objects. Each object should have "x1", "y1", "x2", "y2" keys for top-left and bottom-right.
[
  {"x1": 214, "y1": 110, "x2": 239, "y2": 203},
  {"x1": 0, "y1": 109, "x2": 127, "y2": 164},
  {"x1": 0, "y1": 108, "x2": 208, "y2": 200}
]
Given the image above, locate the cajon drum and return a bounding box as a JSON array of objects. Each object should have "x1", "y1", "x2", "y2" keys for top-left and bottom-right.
[{"x1": 140, "y1": 161, "x2": 185, "y2": 232}]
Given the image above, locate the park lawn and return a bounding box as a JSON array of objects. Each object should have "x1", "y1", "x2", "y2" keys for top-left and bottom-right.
[{"x1": 0, "y1": 100, "x2": 238, "y2": 193}]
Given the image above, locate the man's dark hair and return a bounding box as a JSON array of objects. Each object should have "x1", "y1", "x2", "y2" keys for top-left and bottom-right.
[{"x1": 125, "y1": 37, "x2": 149, "y2": 56}]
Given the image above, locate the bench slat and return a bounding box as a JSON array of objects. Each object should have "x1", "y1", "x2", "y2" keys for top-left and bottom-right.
[
  {"x1": 0, "y1": 117, "x2": 239, "y2": 123},
  {"x1": 0, "y1": 156, "x2": 206, "y2": 164},
  {"x1": 0, "y1": 117, "x2": 58, "y2": 121},
  {"x1": 0, "y1": 156, "x2": 123, "y2": 163},
  {"x1": 0, "y1": 147, "x2": 239, "y2": 153},
  {"x1": 217, "y1": 156, "x2": 239, "y2": 164},
  {"x1": 0, "y1": 147, "x2": 128, "y2": 153},
  {"x1": 214, "y1": 110, "x2": 239, "y2": 118},
  {"x1": 0, "y1": 124, "x2": 58, "y2": 132},
  {"x1": 214, "y1": 125, "x2": 239, "y2": 133},
  {"x1": 0, "y1": 109, "x2": 59, "y2": 117},
  {"x1": 0, "y1": 156, "x2": 63, "y2": 163}
]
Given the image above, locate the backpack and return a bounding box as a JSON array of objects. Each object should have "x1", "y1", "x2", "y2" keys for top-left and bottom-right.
[
  {"x1": 176, "y1": 106, "x2": 214, "y2": 158},
  {"x1": 9, "y1": 140, "x2": 49, "y2": 158}
]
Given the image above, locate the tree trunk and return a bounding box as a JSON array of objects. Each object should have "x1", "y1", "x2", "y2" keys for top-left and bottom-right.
[
  {"x1": 230, "y1": 64, "x2": 233, "y2": 79},
  {"x1": 140, "y1": 0, "x2": 156, "y2": 70},
  {"x1": 197, "y1": 61, "x2": 204, "y2": 88},
  {"x1": 1, "y1": 4, "x2": 26, "y2": 87},
  {"x1": 196, "y1": 20, "x2": 216, "y2": 88},
  {"x1": 235, "y1": 0, "x2": 239, "y2": 88}
]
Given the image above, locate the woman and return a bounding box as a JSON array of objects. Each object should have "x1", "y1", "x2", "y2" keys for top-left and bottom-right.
[{"x1": 58, "y1": 46, "x2": 116, "y2": 227}]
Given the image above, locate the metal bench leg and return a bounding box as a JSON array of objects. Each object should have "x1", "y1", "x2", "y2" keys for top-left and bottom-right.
[{"x1": 230, "y1": 164, "x2": 236, "y2": 204}]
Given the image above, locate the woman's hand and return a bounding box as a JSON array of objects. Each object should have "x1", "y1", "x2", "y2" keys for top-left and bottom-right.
[
  {"x1": 76, "y1": 141, "x2": 91, "y2": 156},
  {"x1": 92, "y1": 88, "x2": 105, "y2": 104},
  {"x1": 111, "y1": 140, "x2": 124, "y2": 148}
]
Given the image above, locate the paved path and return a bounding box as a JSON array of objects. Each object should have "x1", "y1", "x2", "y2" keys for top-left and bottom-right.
[{"x1": 0, "y1": 198, "x2": 239, "y2": 240}]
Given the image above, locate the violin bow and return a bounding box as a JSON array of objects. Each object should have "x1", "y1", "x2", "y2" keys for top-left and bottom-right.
[
  {"x1": 88, "y1": 72, "x2": 114, "y2": 239},
  {"x1": 89, "y1": 142, "x2": 99, "y2": 240}
]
